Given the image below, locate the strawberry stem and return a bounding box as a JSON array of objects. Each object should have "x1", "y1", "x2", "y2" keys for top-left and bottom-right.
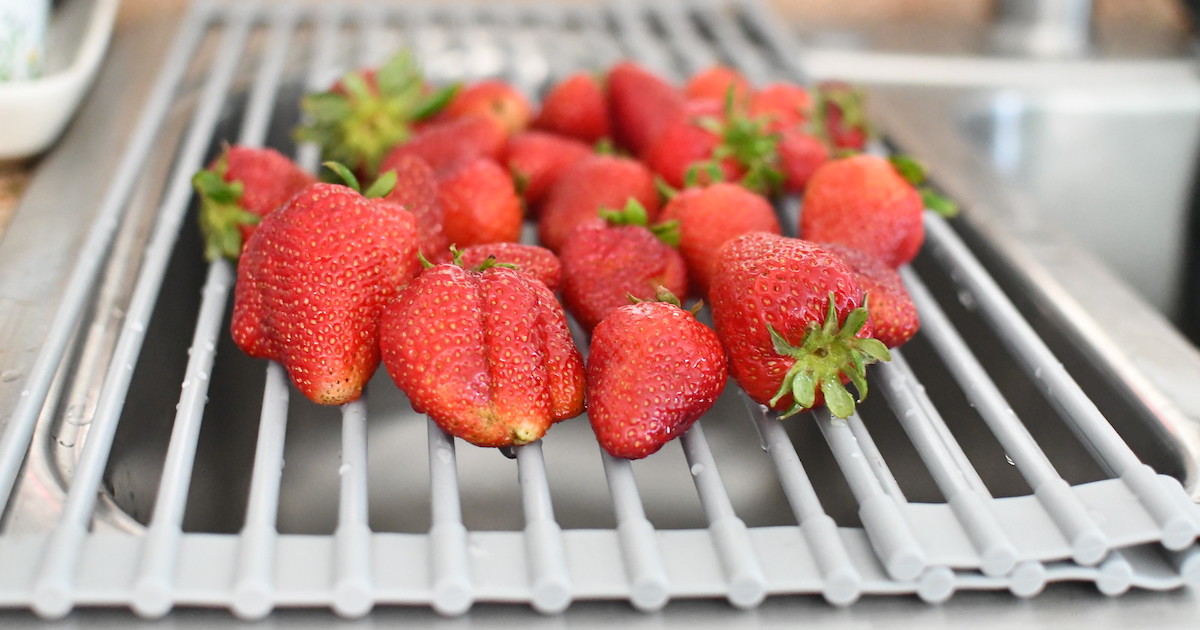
[{"x1": 767, "y1": 293, "x2": 891, "y2": 419}]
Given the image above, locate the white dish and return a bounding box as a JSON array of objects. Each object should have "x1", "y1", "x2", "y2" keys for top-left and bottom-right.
[{"x1": 0, "y1": 0, "x2": 120, "y2": 160}]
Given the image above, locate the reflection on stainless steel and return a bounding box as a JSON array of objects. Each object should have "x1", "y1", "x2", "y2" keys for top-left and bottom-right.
[{"x1": 0, "y1": 0, "x2": 1198, "y2": 624}]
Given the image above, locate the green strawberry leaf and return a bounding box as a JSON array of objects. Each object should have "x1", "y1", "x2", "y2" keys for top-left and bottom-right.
[
  {"x1": 414, "y1": 83, "x2": 462, "y2": 121},
  {"x1": 364, "y1": 169, "x2": 398, "y2": 199},
  {"x1": 598, "y1": 198, "x2": 650, "y2": 227},
  {"x1": 323, "y1": 161, "x2": 361, "y2": 192},
  {"x1": 888, "y1": 154, "x2": 927, "y2": 186},
  {"x1": 921, "y1": 187, "x2": 959, "y2": 218},
  {"x1": 649, "y1": 218, "x2": 681, "y2": 248}
]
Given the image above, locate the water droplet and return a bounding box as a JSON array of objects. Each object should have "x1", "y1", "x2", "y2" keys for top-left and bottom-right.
[
  {"x1": 204, "y1": 342, "x2": 216, "y2": 353},
  {"x1": 1004, "y1": 454, "x2": 1015, "y2": 466},
  {"x1": 850, "y1": 451, "x2": 862, "y2": 459},
  {"x1": 0, "y1": 369, "x2": 21, "y2": 383},
  {"x1": 196, "y1": 372, "x2": 209, "y2": 381},
  {"x1": 129, "y1": 321, "x2": 146, "y2": 333},
  {"x1": 690, "y1": 463, "x2": 704, "y2": 476},
  {"x1": 436, "y1": 448, "x2": 452, "y2": 464},
  {"x1": 957, "y1": 290, "x2": 977, "y2": 310},
  {"x1": 20, "y1": 389, "x2": 30, "y2": 397},
  {"x1": 339, "y1": 464, "x2": 351, "y2": 476}
]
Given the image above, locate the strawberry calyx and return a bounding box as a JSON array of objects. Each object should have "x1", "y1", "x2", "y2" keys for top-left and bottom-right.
[
  {"x1": 296, "y1": 50, "x2": 459, "y2": 178},
  {"x1": 694, "y1": 88, "x2": 783, "y2": 195},
  {"x1": 628, "y1": 285, "x2": 704, "y2": 315},
  {"x1": 887, "y1": 154, "x2": 959, "y2": 218},
  {"x1": 767, "y1": 293, "x2": 891, "y2": 419},
  {"x1": 192, "y1": 159, "x2": 260, "y2": 262},
  {"x1": 598, "y1": 198, "x2": 681, "y2": 247}
]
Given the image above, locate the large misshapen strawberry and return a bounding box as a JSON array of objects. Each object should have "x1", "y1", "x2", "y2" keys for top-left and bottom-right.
[
  {"x1": 192, "y1": 144, "x2": 316, "y2": 261},
  {"x1": 294, "y1": 50, "x2": 458, "y2": 179},
  {"x1": 708, "y1": 232, "x2": 890, "y2": 419},
  {"x1": 231, "y1": 167, "x2": 421, "y2": 405},
  {"x1": 587, "y1": 290, "x2": 727, "y2": 460},
  {"x1": 380, "y1": 258, "x2": 585, "y2": 447}
]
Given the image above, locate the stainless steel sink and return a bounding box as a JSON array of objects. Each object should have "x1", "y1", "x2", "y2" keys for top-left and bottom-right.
[{"x1": 2, "y1": 0, "x2": 1200, "y2": 624}]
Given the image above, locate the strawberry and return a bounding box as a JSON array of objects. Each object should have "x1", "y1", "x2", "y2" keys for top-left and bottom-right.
[
  {"x1": 192, "y1": 145, "x2": 316, "y2": 261},
  {"x1": 657, "y1": 182, "x2": 781, "y2": 297},
  {"x1": 799, "y1": 154, "x2": 925, "y2": 268},
  {"x1": 558, "y1": 201, "x2": 688, "y2": 331},
  {"x1": 502, "y1": 130, "x2": 593, "y2": 210},
  {"x1": 587, "y1": 290, "x2": 727, "y2": 459},
  {"x1": 642, "y1": 94, "x2": 782, "y2": 194},
  {"x1": 606, "y1": 61, "x2": 685, "y2": 156},
  {"x1": 230, "y1": 167, "x2": 421, "y2": 405},
  {"x1": 749, "y1": 82, "x2": 811, "y2": 132},
  {"x1": 822, "y1": 243, "x2": 919, "y2": 348},
  {"x1": 294, "y1": 51, "x2": 458, "y2": 178},
  {"x1": 536, "y1": 153, "x2": 659, "y2": 253},
  {"x1": 532, "y1": 72, "x2": 611, "y2": 144},
  {"x1": 438, "y1": 79, "x2": 533, "y2": 136},
  {"x1": 708, "y1": 232, "x2": 890, "y2": 419},
  {"x1": 379, "y1": 114, "x2": 507, "y2": 176},
  {"x1": 777, "y1": 127, "x2": 829, "y2": 194},
  {"x1": 684, "y1": 65, "x2": 752, "y2": 106},
  {"x1": 452, "y1": 242, "x2": 562, "y2": 292},
  {"x1": 813, "y1": 80, "x2": 870, "y2": 153},
  {"x1": 436, "y1": 157, "x2": 523, "y2": 248},
  {"x1": 377, "y1": 154, "x2": 449, "y2": 258},
  {"x1": 379, "y1": 258, "x2": 585, "y2": 447}
]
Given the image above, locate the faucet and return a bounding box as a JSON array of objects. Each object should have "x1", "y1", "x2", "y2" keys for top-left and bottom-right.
[{"x1": 991, "y1": 0, "x2": 1094, "y2": 57}]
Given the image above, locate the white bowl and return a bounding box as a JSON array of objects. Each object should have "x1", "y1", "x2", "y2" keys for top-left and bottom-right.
[{"x1": 0, "y1": 0, "x2": 120, "y2": 160}]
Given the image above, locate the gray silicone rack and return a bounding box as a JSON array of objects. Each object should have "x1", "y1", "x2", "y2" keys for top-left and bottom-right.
[{"x1": 0, "y1": 0, "x2": 1198, "y2": 620}]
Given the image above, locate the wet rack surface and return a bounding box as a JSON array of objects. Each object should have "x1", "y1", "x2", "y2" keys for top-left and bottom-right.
[{"x1": 0, "y1": 0, "x2": 1198, "y2": 621}]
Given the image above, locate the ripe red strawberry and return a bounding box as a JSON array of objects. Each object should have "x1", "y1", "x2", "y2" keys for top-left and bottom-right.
[
  {"x1": 536, "y1": 153, "x2": 659, "y2": 253},
  {"x1": 438, "y1": 79, "x2": 533, "y2": 137},
  {"x1": 657, "y1": 182, "x2": 781, "y2": 297},
  {"x1": 380, "y1": 114, "x2": 507, "y2": 176},
  {"x1": 294, "y1": 51, "x2": 458, "y2": 178},
  {"x1": 606, "y1": 61, "x2": 685, "y2": 156},
  {"x1": 377, "y1": 154, "x2": 448, "y2": 257},
  {"x1": 231, "y1": 175, "x2": 421, "y2": 405},
  {"x1": 532, "y1": 72, "x2": 611, "y2": 144},
  {"x1": 380, "y1": 260, "x2": 585, "y2": 447},
  {"x1": 800, "y1": 154, "x2": 925, "y2": 268},
  {"x1": 822, "y1": 243, "x2": 919, "y2": 348},
  {"x1": 684, "y1": 65, "x2": 752, "y2": 106},
  {"x1": 452, "y1": 242, "x2": 562, "y2": 292},
  {"x1": 708, "y1": 232, "x2": 890, "y2": 419},
  {"x1": 502, "y1": 130, "x2": 593, "y2": 209},
  {"x1": 777, "y1": 127, "x2": 829, "y2": 194},
  {"x1": 437, "y1": 157, "x2": 523, "y2": 247},
  {"x1": 192, "y1": 145, "x2": 316, "y2": 261},
  {"x1": 587, "y1": 292, "x2": 727, "y2": 459},
  {"x1": 642, "y1": 95, "x2": 782, "y2": 194},
  {"x1": 749, "y1": 82, "x2": 811, "y2": 132},
  {"x1": 558, "y1": 202, "x2": 688, "y2": 331},
  {"x1": 814, "y1": 80, "x2": 870, "y2": 152}
]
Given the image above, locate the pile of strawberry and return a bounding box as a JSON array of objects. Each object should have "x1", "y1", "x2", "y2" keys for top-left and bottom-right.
[{"x1": 192, "y1": 51, "x2": 955, "y2": 460}]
